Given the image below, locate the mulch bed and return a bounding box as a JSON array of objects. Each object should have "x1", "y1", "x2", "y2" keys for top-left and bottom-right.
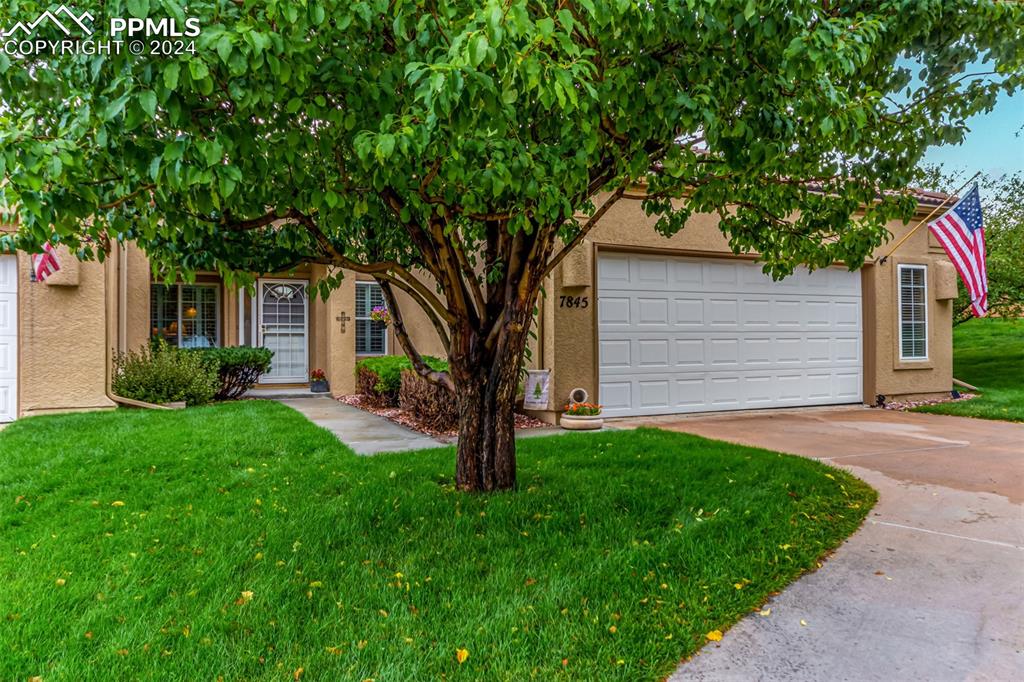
[
  {"x1": 337, "y1": 394, "x2": 549, "y2": 440},
  {"x1": 875, "y1": 392, "x2": 978, "y2": 411}
]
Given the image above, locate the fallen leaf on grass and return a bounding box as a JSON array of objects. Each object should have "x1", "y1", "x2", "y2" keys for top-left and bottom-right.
[
  {"x1": 456, "y1": 648, "x2": 469, "y2": 664},
  {"x1": 705, "y1": 630, "x2": 723, "y2": 642},
  {"x1": 111, "y1": 501, "x2": 125, "y2": 507},
  {"x1": 293, "y1": 668, "x2": 304, "y2": 680},
  {"x1": 235, "y1": 591, "x2": 254, "y2": 605}
]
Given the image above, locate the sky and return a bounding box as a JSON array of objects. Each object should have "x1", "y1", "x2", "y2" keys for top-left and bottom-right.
[{"x1": 919, "y1": 88, "x2": 1023, "y2": 182}]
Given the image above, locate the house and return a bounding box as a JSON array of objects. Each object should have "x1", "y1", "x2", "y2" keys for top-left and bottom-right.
[{"x1": 0, "y1": 191, "x2": 958, "y2": 424}]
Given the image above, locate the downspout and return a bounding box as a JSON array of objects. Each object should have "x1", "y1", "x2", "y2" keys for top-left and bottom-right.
[
  {"x1": 118, "y1": 242, "x2": 127, "y2": 352},
  {"x1": 105, "y1": 243, "x2": 172, "y2": 410}
]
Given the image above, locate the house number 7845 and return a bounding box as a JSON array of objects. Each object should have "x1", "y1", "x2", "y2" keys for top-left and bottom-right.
[{"x1": 559, "y1": 295, "x2": 589, "y2": 309}]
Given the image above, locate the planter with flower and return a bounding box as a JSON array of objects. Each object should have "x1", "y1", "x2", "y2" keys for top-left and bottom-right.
[
  {"x1": 369, "y1": 306, "x2": 391, "y2": 326},
  {"x1": 560, "y1": 401, "x2": 604, "y2": 431},
  {"x1": 309, "y1": 368, "x2": 330, "y2": 393}
]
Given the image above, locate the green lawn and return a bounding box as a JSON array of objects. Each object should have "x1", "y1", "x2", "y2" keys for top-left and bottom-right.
[
  {"x1": 0, "y1": 401, "x2": 874, "y2": 680},
  {"x1": 915, "y1": 318, "x2": 1024, "y2": 422}
]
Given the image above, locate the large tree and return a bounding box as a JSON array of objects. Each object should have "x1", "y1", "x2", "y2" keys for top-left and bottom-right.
[{"x1": 2, "y1": 1, "x2": 1021, "y2": 490}]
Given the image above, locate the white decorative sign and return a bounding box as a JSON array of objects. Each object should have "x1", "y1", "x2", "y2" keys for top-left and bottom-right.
[{"x1": 523, "y1": 370, "x2": 551, "y2": 410}]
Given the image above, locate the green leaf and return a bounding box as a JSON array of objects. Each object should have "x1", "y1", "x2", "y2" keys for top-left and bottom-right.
[
  {"x1": 469, "y1": 34, "x2": 488, "y2": 67},
  {"x1": 104, "y1": 94, "x2": 130, "y2": 121},
  {"x1": 216, "y1": 35, "x2": 233, "y2": 64},
  {"x1": 743, "y1": 0, "x2": 757, "y2": 21},
  {"x1": 189, "y1": 60, "x2": 210, "y2": 81},
  {"x1": 163, "y1": 63, "x2": 180, "y2": 90},
  {"x1": 219, "y1": 173, "x2": 237, "y2": 198},
  {"x1": 376, "y1": 134, "x2": 396, "y2": 160},
  {"x1": 126, "y1": 0, "x2": 149, "y2": 19},
  {"x1": 139, "y1": 90, "x2": 157, "y2": 119}
]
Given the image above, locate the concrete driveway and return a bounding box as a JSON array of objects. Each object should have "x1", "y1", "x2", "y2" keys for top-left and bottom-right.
[{"x1": 616, "y1": 407, "x2": 1024, "y2": 681}]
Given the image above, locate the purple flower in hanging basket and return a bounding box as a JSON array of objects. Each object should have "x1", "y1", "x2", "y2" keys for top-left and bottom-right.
[{"x1": 369, "y1": 306, "x2": 391, "y2": 325}]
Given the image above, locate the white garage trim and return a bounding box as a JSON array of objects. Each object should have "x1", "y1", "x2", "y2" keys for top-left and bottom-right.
[
  {"x1": 598, "y1": 252, "x2": 863, "y2": 417},
  {"x1": 0, "y1": 255, "x2": 18, "y2": 422}
]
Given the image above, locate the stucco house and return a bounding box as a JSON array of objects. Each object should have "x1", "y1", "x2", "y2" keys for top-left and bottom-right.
[{"x1": 0, "y1": 191, "x2": 959, "y2": 424}]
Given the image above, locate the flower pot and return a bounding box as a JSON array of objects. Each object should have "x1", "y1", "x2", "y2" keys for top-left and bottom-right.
[
  {"x1": 310, "y1": 379, "x2": 331, "y2": 393},
  {"x1": 560, "y1": 414, "x2": 604, "y2": 430}
]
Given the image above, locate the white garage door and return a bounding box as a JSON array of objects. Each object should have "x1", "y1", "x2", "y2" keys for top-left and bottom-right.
[
  {"x1": 598, "y1": 253, "x2": 862, "y2": 417},
  {"x1": 0, "y1": 255, "x2": 17, "y2": 422}
]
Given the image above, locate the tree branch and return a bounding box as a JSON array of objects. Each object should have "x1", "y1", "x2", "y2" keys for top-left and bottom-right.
[
  {"x1": 378, "y1": 280, "x2": 454, "y2": 391},
  {"x1": 541, "y1": 185, "x2": 626, "y2": 280}
]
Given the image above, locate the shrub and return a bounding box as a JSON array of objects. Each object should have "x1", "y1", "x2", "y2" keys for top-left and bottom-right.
[
  {"x1": 399, "y1": 370, "x2": 458, "y2": 431},
  {"x1": 356, "y1": 355, "x2": 448, "y2": 406},
  {"x1": 113, "y1": 340, "x2": 219, "y2": 406},
  {"x1": 191, "y1": 346, "x2": 274, "y2": 400}
]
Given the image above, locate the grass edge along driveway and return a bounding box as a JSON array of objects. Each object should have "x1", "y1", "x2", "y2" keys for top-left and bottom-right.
[
  {"x1": 0, "y1": 401, "x2": 875, "y2": 680},
  {"x1": 915, "y1": 318, "x2": 1024, "y2": 422}
]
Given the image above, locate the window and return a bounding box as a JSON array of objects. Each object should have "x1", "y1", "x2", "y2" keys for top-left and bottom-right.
[
  {"x1": 151, "y1": 283, "x2": 220, "y2": 348},
  {"x1": 898, "y1": 265, "x2": 927, "y2": 360},
  {"x1": 355, "y1": 282, "x2": 387, "y2": 355}
]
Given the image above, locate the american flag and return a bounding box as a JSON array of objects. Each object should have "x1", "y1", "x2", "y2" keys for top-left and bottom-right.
[
  {"x1": 33, "y1": 241, "x2": 61, "y2": 282},
  {"x1": 927, "y1": 184, "x2": 988, "y2": 317}
]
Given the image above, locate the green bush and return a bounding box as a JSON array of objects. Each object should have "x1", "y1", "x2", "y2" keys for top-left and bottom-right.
[
  {"x1": 113, "y1": 341, "x2": 219, "y2": 406},
  {"x1": 191, "y1": 346, "x2": 274, "y2": 400},
  {"x1": 399, "y1": 370, "x2": 458, "y2": 431},
  {"x1": 356, "y1": 355, "x2": 448, "y2": 406}
]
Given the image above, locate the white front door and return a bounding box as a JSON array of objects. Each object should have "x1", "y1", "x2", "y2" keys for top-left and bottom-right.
[
  {"x1": 598, "y1": 253, "x2": 863, "y2": 417},
  {"x1": 258, "y1": 279, "x2": 308, "y2": 383},
  {"x1": 0, "y1": 256, "x2": 17, "y2": 422}
]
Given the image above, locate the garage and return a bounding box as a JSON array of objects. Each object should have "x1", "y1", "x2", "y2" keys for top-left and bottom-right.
[
  {"x1": 597, "y1": 252, "x2": 863, "y2": 417},
  {"x1": 0, "y1": 255, "x2": 17, "y2": 422}
]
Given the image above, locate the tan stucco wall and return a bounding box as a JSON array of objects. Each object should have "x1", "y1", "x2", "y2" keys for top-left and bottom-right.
[
  {"x1": 118, "y1": 253, "x2": 365, "y2": 395},
  {"x1": 17, "y1": 250, "x2": 114, "y2": 416},
  {"x1": 535, "y1": 197, "x2": 955, "y2": 420},
  {"x1": 10, "y1": 193, "x2": 954, "y2": 420},
  {"x1": 862, "y1": 221, "x2": 954, "y2": 401}
]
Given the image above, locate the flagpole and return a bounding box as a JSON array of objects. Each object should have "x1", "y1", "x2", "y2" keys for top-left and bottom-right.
[{"x1": 876, "y1": 170, "x2": 982, "y2": 265}]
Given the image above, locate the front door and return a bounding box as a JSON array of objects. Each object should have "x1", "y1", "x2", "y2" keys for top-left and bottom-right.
[{"x1": 258, "y1": 279, "x2": 308, "y2": 383}]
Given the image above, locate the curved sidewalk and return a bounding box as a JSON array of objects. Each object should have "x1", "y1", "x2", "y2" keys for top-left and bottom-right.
[{"x1": 617, "y1": 408, "x2": 1024, "y2": 681}]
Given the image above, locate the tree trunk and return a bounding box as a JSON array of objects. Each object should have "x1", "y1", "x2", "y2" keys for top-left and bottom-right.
[
  {"x1": 452, "y1": 369, "x2": 518, "y2": 491},
  {"x1": 449, "y1": 318, "x2": 531, "y2": 492}
]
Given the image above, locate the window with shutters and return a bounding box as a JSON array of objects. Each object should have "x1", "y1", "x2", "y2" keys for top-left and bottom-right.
[
  {"x1": 355, "y1": 282, "x2": 387, "y2": 355},
  {"x1": 898, "y1": 264, "x2": 928, "y2": 360}
]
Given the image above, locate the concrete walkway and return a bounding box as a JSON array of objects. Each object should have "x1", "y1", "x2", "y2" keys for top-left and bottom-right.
[
  {"x1": 615, "y1": 407, "x2": 1024, "y2": 681},
  {"x1": 276, "y1": 397, "x2": 443, "y2": 455}
]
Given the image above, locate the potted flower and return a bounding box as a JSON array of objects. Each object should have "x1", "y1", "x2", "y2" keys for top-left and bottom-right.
[
  {"x1": 310, "y1": 368, "x2": 330, "y2": 393},
  {"x1": 369, "y1": 306, "x2": 391, "y2": 326},
  {"x1": 560, "y1": 401, "x2": 604, "y2": 431}
]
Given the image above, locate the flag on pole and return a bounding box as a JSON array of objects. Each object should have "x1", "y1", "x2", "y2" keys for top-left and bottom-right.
[
  {"x1": 33, "y1": 242, "x2": 61, "y2": 282},
  {"x1": 927, "y1": 184, "x2": 988, "y2": 317}
]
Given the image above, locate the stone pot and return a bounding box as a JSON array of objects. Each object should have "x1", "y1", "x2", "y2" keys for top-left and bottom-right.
[
  {"x1": 310, "y1": 379, "x2": 331, "y2": 393},
  {"x1": 560, "y1": 414, "x2": 604, "y2": 430}
]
